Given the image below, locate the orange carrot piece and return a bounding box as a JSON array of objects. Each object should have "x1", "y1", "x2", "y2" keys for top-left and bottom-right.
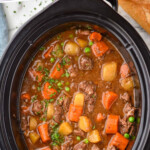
[
  {"x1": 29, "y1": 68, "x2": 44, "y2": 82},
  {"x1": 105, "y1": 115, "x2": 119, "y2": 134},
  {"x1": 21, "y1": 106, "x2": 29, "y2": 114},
  {"x1": 41, "y1": 147, "x2": 51, "y2": 150},
  {"x1": 42, "y1": 82, "x2": 57, "y2": 99},
  {"x1": 44, "y1": 46, "x2": 53, "y2": 58},
  {"x1": 120, "y1": 63, "x2": 130, "y2": 78},
  {"x1": 38, "y1": 123, "x2": 51, "y2": 143},
  {"x1": 110, "y1": 132, "x2": 129, "y2": 150},
  {"x1": 49, "y1": 63, "x2": 63, "y2": 79},
  {"x1": 102, "y1": 91, "x2": 118, "y2": 110},
  {"x1": 96, "y1": 113, "x2": 105, "y2": 122},
  {"x1": 90, "y1": 32, "x2": 102, "y2": 42},
  {"x1": 68, "y1": 104, "x2": 83, "y2": 122},
  {"x1": 92, "y1": 41, "x2": 109, "y2": 57},
  {"x1": 21, "y1": 93, "x2": 31, "y2": 100}
]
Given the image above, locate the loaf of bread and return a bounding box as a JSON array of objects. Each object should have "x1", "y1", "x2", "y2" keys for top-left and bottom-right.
[{"x1": 119, "y1": 0, "x2": 150, "y2": 34}]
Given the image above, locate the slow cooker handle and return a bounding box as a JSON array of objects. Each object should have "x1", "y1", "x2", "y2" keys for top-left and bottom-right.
[{"x1": 105, "y1": 0, "x2": 118, "y2": 11}]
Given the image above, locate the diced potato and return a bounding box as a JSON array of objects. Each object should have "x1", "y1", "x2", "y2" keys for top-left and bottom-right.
[
  {"x1": 29, "y1": 132, "x2": 40, "y2": 144},
  {"x1": 120, "y1": 77, "x2": 134, "y2": 91},
  {"x1": 47, "y1": 103, "x2": 54, "y2": 120},
  {"x1": 29, "y1": 117, "x2": 37, "y2": 131},
  {"x1": 102, "y1": 62, "x2": 117, "y2": 81},
  {"x1": 76, "y1": 38, "x2": 88, "y2": 48},
  {"x1": 88, "y1": 130, "x2": 101, "y2": 143},
  {"x1": 64, "y1": 41, "x2": 80, "y2": 56},
  {"x1": 74, "y1": 92, "x2": 85, "y2": 107},
  {"x1": 58, "y1": 122, "x2": 73, "y2": 135},
  {"x1": 78, "y1": 116, "x2": 92, "y2": 132}
]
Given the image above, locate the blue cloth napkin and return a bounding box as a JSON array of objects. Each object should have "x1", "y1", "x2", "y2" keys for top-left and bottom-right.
[{"x1": 0, "y1": 4, "x2": 8, "y2": 58}]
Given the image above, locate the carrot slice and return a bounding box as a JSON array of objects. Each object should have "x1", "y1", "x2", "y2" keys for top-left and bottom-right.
[
  {"x1": 96, "y1": 113, "x2": 105, "y2": 122},
  {"x1": 90, "y1": 32, "x2": 102, "y2": 42},
  {"x1": 21, "y1": 93, "x2": 31, "y2": 100},
  {"x1": 105, "y1": 115, "x2": 119, "y2": 134},
  {"x1": 102, "y1": 91, "x2": 118, "y2": 110},
  {"x1": 44, "y1": 46, "x2": 53, "y2": 58},
  {"x1": 49, "y1": 63, "x2": 64, "y2": 79},
  {"x1": 92, "y1": 41, "x2": 109, "y2": 57},
  {"x1": 110, "y1": 132, "x2": 129, "y2": 150},
  {"x1": 29, "y1": 68, "x2": 44, "y2": 82},
  {"x1": 42, "y1": 82, "x2": 57, "y2": 99},
  {"x1": 120, "y1": 63, "x2": 130, "y2": 78},
  {"x1": 38, "y1": 123, "x2": 51, "y2": 143},
  {"x1": 68, "y1": 104, "x2": 83, "y2": 122}
]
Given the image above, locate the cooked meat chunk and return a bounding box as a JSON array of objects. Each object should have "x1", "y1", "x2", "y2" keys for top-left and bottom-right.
[
  {"x1": 91, "y1": 144, "x2": 100, "y2": 150},
  {"x1": 123, "y1": 103, "x2": 136, "y2": 118},
  {"x1": 32, "y1": 100, "x2": 43, "y2": 115},
  {"x1": 79, "y1": 81, "x2": 96, "y2": 95},
  {"x1": 53, "y1": 105, "x2": 63, "y2": 123},
  {"x1": 56, "y1": 92, "x2": 70, "y2": 112},
  {"x1": 78, "y1": 29, "x2": 90, "y2": 35},
  {"x1": 107, "y1": 145, "x2": 117, "y2": 150},
  {"x1": 61, "y1": 136, "x2": 73, "y2": 150},
  {"x1": 73, "y1": 129, "x2": 85, "y2": 137},
  {"x1": 120, "y1": 92, "x2": 130, "y2": 102},
  {"x1": 21, "y1": 118, "x2": 28, "y2": 131},
  {"x1": 78, "y1": 55, "x2": 93, "y2": 70},
  {"x1": 53, "y1": 146, "x2": 61, "y2": 150},
  {"x1": 73, "y1": 141, "x2": 87, "y2": 150},
  {"x1": 68, "y1": 64, "x2": 78, "y2": 78},
  {"x1": 129, "y1": 125, "x2": 136, "y2": 136},
  {"x1": 119, "y1": 118, "x2": 132, "y2": 135},
  {"x1": 79, "y1": 81, "x2": 97, "y2": 112}
]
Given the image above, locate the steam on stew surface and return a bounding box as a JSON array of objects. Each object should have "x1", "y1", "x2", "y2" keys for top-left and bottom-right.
[{"x1": 20, "y1": 27, "x2": 141, "y2": 150}]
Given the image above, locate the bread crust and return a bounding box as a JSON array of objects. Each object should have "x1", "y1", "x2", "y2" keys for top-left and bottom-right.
[{"x1": 119, "y1": 0, "x2": 150, "y2": 34}]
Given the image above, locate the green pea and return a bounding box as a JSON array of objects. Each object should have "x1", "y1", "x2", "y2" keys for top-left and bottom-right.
[
  {"x1": 84, "y1": 47, "x2": 91, "y2": 53},
  {"x1": 124, "y1": 133, "x2": 130, "y2": 139},
  {"x1": 89, "y1": 41, "x2": 93, "y2": 46},
  {"x1": 65, "y1": 86, "x2": 70, "y2": 92},
  {"x1": 57, "y1": 82, "x2": 62, "y2": 87},
  {"x1": 84, "y1": 138, "x2": 89, "y2": 144},
  {"x1": 136, "y1": 117, "x2": 140, "y2": 124},
  {"x1": 50, "y1": 57, "x2": 55, "y2": 63},
  {"x1": 131, "y1": 136, "x2": 136, "y2": 140},
  {"x1": 128, "y1": 116, "x2": 135, "y2": 123},
  {"x1": 76, "y1": 136, "x2": 81, "y2": 141}
]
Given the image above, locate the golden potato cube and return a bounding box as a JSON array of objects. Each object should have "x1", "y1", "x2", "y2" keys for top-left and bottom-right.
[
  {"x1": 29, "y1": 117, "x2": 37, "y2": 131},
  {"x1": 102, "y1": 62, "x2": 117, "y2": 81},
  {"x1": 29, "y1": 132, "x2": 40, "y2": 144},
  {"x1": 58, "y1": 122, "x2": 73, "y2": 135},
  {"x1": 64, "y1": 41, "x2": 80, "y2": 56},
  {"x1": 76, "y1": 38, "x2": 88, "y2": 48},
  {"x1": 47, "y1": 103, "x2": 54, "y2": 120},
  {"x1": 78, "y1": 116, "x2": 92, "y2": 132},
  {"x1": 74, "y1": 92, "x2": 85, "y2": 107},
  {"x1": 120, "y1": 77, "x2": 134, "y2": 91},
  {"x1": 88, "y1": 130, "x2": 101, "y2": 143}
]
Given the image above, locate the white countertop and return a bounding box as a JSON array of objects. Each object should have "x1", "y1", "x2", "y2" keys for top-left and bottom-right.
[{"x1": 2, "y1": 0, "x2": 150, "y2": 50}]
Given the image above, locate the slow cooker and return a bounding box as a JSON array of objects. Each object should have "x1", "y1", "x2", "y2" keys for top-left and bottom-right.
[{"x1": 0, "y1": 0, "x2": 150, "y2": 149}]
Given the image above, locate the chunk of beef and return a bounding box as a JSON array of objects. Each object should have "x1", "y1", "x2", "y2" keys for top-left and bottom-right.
[
  {"x1": 78, "y1": 55, "x2": 93, "y2": 71},
  {"x1": 21, "y1": 118, "x2": 28, "y2": 131},
  {"x1": 91, "y1": 144, "x2": 100, "y2": 150},
  {"x1": 120, "y1": 92, "x2": 130, "y2": 102},
  {"x1": 79, "y1": 81, "x2": 96, "y2": 96},
  {"x1": 73, "y1": 129, "x2": 85, "y2": 137},
  {"x1": 123, "y1": 103, "x2": 136, "y2": 118},
  {"x1": 56, "y1": 92, "x2": 70, "y2": 112},
  {"x1": 68, "y1": 64, "x2": 78, "y2": 78},
  {"x1": 32, "y1": 100, "x2": 43, "y2": 115},
  {"x1": 129, "y1": 125, "x2": 136, "y2": 136},
  {"x1": 119, "y1": 118, "x2": 132, "y2": 135},
  {"x1": 107, "y1": 145, "x2": 117, "y2": 150},
  {"x1": 61, "y1": 136, "x2": 73, "y2": 150},
  {"x1": 53, "y1": 146, "x2": 61, "y2": 150},
  {"x1": 73, "y1": 141, "x2": 87, "y2": 150},
  {"x1": 77, "y1": 29, "x2": 90, "y2": 35},
  {"x1": 53, "y1": 105, "x2": 63, "y2": 123}
]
